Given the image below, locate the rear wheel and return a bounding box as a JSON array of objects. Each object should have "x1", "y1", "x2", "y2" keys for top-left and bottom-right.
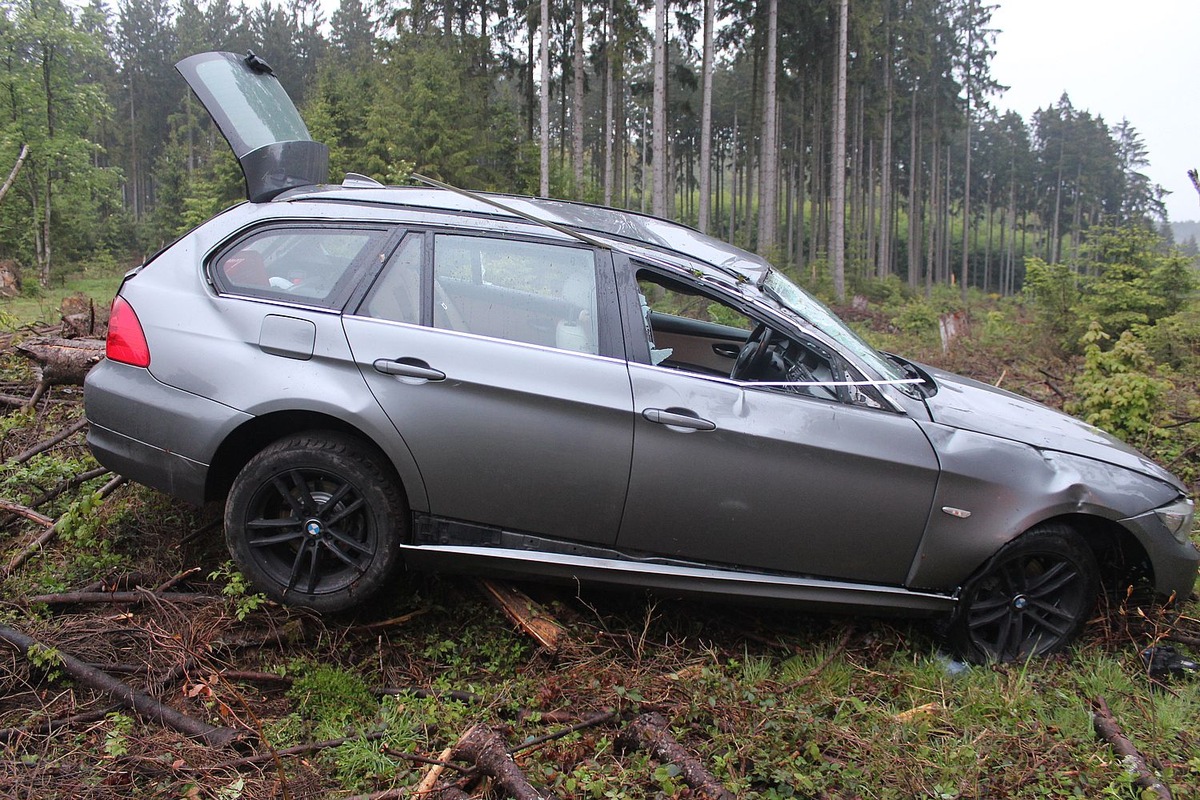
[
  {"x1": 224, "y1": 432, "x2": 404, "y2": 612},
  {"x1": 950, "y1": 524, "x2": 1099, "y2": 663}
]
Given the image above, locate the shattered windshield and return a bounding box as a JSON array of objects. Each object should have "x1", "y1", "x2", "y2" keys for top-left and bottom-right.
[{"x1": 761, "y1": 270, "x2": 909, "y2": 385}]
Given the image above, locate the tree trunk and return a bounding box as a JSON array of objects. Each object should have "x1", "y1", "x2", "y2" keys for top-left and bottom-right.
[
  {"x1": 877, "y1": 7, "x2": 893, "y2": 278},
  {"x1": 571, "y1": 0, "x2": 584, "y2": 194},
  {"x1": 539, "y1": 0, "x2": 550, "y2": 197},
  {"x1": 697, "y1": 0, "x2": 715, "y2": 233},
  {"x1": 652, "y1": 0, "x2": 667, "y2": 216},
  {"x1": 829, "y1": 0, "x2": 848, "y2": 300},
  {"x1": 755, "y1": 0, "x2": 779, "y2": 255},
  {"x1": 602, "y1": 0, "x2": 614, "y2": 206}
]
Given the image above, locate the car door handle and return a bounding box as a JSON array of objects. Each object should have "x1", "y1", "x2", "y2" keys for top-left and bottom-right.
[
  {"x1": 642, "y1": 407, "x2": 716, "y2": 431},
  {"x1": 373, "y1": 358, "x2": 446, "y2": 382},
  {"x1": 712, "y1": 342, "x2": 741, "y2": 358}
]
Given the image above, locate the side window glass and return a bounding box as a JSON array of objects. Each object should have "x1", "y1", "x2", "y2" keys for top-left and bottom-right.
[
  {"x1": 637, "y1": 269, "x2": 851, "y2": 404},
  {"x1": 362, "y1": 235, "x2": 423, "y2": 324},
  {"x1": 214, "y1": 228, "x2": 378, "y2": 304},
  {"x1": 433, "y1": 235, "x2": 598, "y2": 354}
]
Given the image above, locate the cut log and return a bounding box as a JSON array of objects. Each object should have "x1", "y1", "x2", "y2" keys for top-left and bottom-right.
[
  {"x1": 60, "y1": 293, "x2": 109, "y2": 339},
  {"x1": 619, "y1": 712, "x2": 736, "y2": 800},
  {"x1": 14, "y1": 336, "x2": 105, "y2": 408},
  {"x1": 478, "y1": 579, "x2": 566, "y2": 653}
]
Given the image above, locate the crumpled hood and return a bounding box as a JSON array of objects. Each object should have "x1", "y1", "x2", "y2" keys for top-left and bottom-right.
[{"x1": 922, "y1": 366, "x2": 1185, "y2": 493}]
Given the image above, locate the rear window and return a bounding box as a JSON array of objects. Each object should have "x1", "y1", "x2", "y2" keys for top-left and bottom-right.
[{"x1": 212, "y1": 227, "x2": 384, "y2": 306}]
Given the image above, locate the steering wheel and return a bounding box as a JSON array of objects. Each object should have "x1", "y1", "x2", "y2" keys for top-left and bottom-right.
[{"x1": 731, "y1": 323, "x2": 775, "y2": 381}]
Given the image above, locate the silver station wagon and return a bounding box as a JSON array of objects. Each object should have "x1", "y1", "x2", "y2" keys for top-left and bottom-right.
[{"x1": 84, "y1": 52, "x2": 1197, "y2": 662}]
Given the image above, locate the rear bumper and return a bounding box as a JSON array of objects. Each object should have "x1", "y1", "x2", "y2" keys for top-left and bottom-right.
[{"x1": 84, "y1": 360, "x2": 252, "y2": 505}]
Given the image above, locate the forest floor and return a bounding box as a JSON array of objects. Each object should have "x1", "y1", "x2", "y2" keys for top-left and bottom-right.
[{"x1": 0, "y1": 286, "x2": 1197, "y2": 799}]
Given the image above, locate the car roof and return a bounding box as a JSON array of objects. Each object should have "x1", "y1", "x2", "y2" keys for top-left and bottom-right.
[{"x1": 280, "y1": 183, "x2": 773, "y2": 286}]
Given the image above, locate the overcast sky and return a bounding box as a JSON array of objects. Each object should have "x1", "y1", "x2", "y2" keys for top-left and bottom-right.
[{"x1": 988, "y1": 0, "x2": 1200, "y2": 223}]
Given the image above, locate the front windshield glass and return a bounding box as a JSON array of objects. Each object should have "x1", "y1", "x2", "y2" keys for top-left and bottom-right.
[{"x1": 761, "y1": 270, "x2": 907, "y2": 383}]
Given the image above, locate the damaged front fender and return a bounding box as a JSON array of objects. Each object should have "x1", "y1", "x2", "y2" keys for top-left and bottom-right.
[{"x1": 905, "y1": 422, "x2": 1189, "y2": 593}]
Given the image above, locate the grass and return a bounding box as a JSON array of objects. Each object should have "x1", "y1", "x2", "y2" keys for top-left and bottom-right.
[
  {"x1": 0, "y1": 259, "x2": 129, "y2": 328},
  {"x1": 0, "y1": 269, "x2": 1196, "y2": 798}
]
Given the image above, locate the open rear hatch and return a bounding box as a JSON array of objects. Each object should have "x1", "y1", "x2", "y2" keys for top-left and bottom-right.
[{"x1": 175, "y1": 51, "x2": 329, "y2": 202}]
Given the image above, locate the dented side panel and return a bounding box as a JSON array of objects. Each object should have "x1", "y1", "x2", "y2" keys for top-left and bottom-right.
[{"x1": 907, "y1": 422, "x2": 1185, "y2": 591}]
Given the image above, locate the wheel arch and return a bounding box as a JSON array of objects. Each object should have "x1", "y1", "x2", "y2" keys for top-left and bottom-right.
[
  {"x1": 204, "y1": 410, "x2": 414, "y2": 513},
  {"x1": 1037, "y1": 512, "x2": 1155, "y2": 596}
]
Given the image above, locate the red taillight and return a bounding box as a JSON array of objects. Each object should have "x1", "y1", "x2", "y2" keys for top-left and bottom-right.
[{"x1": 106, "y1": 296, "x2": 151, "y2": 367}]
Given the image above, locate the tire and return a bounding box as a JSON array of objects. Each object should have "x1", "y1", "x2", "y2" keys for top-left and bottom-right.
[
  {"x1": 949, "y1": 524, "x2": 1099, "y2": 663},
  {"x1": 224, "y1": 431, "x2": 405, "y2": 613}
]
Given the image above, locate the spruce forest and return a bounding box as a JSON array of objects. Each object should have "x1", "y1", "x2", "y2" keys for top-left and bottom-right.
[
  {"x1": 1, "y1": 0, "x2": 1200, "y2": 798},
  {"x1": 0, "y1": 0, "x2": 1186, "y2": 294}
]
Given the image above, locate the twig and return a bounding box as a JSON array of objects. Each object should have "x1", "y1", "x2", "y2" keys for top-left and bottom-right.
[
  {"x1": 3, "y1": 475, "x2": 125, "y2": 575},
  {"x1": 153, "y1": 567, "x2": 201, "y2": 593},
  {"x1": 0, "y1": 622, "x2": 243, "y2": 747},
  {"x1": 350, "y1": 608, "x2": 429, "y2": 633},
  {"x1": 0, "y1": 703, "x2": 121, "y2": 744},
  {"x1": 375, "y1": 687, "x2": 483, "y2": 705},
  {"x1": 414, "y1": 745, "x2": 457, "y2": 796},
  {"x1": 780, "y1": 627, "x2": 854, "y2": 691},
  {"x1": 24, "y1": 466, "x2": 110, "y2": 511},
  {"x1": 508, "y1": 710, "x2": 618, "y2": 755},
  {"x1": 619, "y1": 712, "x2": 736, "y2": 800},
  {"x1": 215, "y1": 730, "x2": 387, "y2": 770},
  {"x1": 8, "y1": 417, "x2": 88, "y2": 465},
  {"x1": 1091, "y1": 695, "x2": 1172, "y2": 800}
]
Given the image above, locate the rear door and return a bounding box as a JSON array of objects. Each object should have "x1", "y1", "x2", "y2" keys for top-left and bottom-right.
[
  {"x1": 342, "y1": 231, "x2": 634, "y2": 545},
  {"x1": 176, "y1": 51, "x2": 328, "y2": 201}
]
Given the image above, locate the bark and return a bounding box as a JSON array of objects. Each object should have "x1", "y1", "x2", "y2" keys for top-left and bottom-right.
[
  {"x1": 755, "y1": 0, "x2": 779, "y2": 255},
  {"x1": 651, "y1": 0, "x2": 667, "y2": 216},
  {"x1": 697, "y1": 0, "x2": 714, "y2": 233},
  {"x1": 829, "y1": 0, "x2": 849, "y2": 300},
  {"x1": 14, "y1": 337, "x2": 105, "y2": 408},
  {"x1": 621, "y1": 712, "x2": 736, "y2": 800},
  {"x1": 22, "y1": 591, "x2": 219, "y2": 606},
  {"x1": 478, "y1": 579, "x2": 565, "y2": 653},
  {"x1": 0, "y1": 622, "x2": 243, "y2": 747},
  {"x1": 539, "y1": 0, "x2": 550, "y2": 197},
  {"x1": 602, "y1": 0, "x2": 614, "y2": 206},
  {"x1": 571, "y1": 0, "x2": 584, "y2": 194},
  {"x1": 877, "y1": 9, "x2": 894, "y2": 278},
  {"x1": 0, "y1": 143, "x2": 29, "y2": 206},
  {"x1": 1091, "y1": 696, "x2": 1173, "y2": 800},
  {"x1": 453, "y1": 725, "x2": 556, "y2": 800}
]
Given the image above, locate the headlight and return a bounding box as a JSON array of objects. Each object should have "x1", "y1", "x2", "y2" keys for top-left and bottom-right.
[{"x1": 1155, "y1": 497, "x2": 1195, "y2": 544}]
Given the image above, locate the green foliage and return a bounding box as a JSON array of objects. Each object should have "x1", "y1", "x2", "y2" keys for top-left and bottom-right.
[
  {"x1": 1067, "y1": 325, "x2": 1171, "y2": 445},
  {"x1": 1078, "y1": 226, "x2": 1197, "y2": 336},
  {"x1": 207, "y1": 562, "x2": 267, "y2": 621},
  {"x1": 1140, "y1": 306, "x2": 1200, "y2": 372},
  {"x1": 102, "y1": 712, "x2": 133, "y2": 757}
]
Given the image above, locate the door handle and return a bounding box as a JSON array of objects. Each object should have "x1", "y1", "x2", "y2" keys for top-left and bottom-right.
[
  {"x1": 712, "y1": 342, "x2": 741, "y2": 358},
  {"x1": 373, "y1": 357, "x2": 446, "y2": 382},
  {"x1": 642, "y1": 407, "x2": 716, "y2": 431}
]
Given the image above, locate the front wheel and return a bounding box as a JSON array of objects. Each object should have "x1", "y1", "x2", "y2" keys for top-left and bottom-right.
[
  {"x1": 949, "y1": 524, "x2": 1099, "y2": 663},
  {"x1": 224, "y1": 432, "x2": 405, "y2": 613}
]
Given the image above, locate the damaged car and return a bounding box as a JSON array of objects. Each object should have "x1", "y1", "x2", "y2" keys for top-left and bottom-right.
[{"x1": 84, "y1": 52, "x2": 1198, "y2": 662}]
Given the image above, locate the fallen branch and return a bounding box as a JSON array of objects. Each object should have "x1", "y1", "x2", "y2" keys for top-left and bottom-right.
[
  {"x1": 1091, "y1": 695, "x2": 1172, "y2": 800},
  {"x1": 21, "y1": 590, "x2": 220, "y2": 607},
  {"x1": 0, "y1": 622, "x2": 242, "y2": 747},
  {"x1": 620, "y1": 712, "x2": 736, "y2": 800},
  {"x1": 3, "y1": 475, "x2": 125, "y2": 575},
  {"x1": 478, "y1": 579, "x2": 566, "y2": 654},
  {"x1": 0, "y1": 499, "x2": 54, "y2": 528},
  {"x1": 216, "y1": 729, "x2": 387, "y2": 770},
  {"x1": 8, "y1": 416, "x2": 89, "y2": 465},
  {"x1": 24, "y1": 466, "x2": 110, "y2": 511},
  {"x1": 0, "y1": 703, "x2": 121, "y2": 744},
  {"x1": 509, "y1": 710, "x2": 618, "y2": 755},
  {"x1": 452, "y1": 724, "x2": 556, "y2": 800},
  {"x1": 375, "y1": 687, "x2": 483, "y2": 705},
  {"x1": 780, "y1": 627, "x2": 854, "y2": 691}
]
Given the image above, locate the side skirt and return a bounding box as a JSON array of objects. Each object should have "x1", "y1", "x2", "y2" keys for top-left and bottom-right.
[{"x1": 402, "y1": 515, "x2": 956, "y2": 617}]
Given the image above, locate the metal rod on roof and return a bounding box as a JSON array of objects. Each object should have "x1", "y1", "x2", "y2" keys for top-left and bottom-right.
[{"x1": 409, "y1": 173, "x2": 610, "y2": 250}]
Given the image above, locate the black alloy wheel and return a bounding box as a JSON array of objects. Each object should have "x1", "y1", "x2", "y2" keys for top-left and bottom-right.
[
  {"x1": 225, "y1": 432, "x2": 404, "y2": 612},
  {"x1": 952, "y1": 524, "x2": 1099, "y2": 663}
]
